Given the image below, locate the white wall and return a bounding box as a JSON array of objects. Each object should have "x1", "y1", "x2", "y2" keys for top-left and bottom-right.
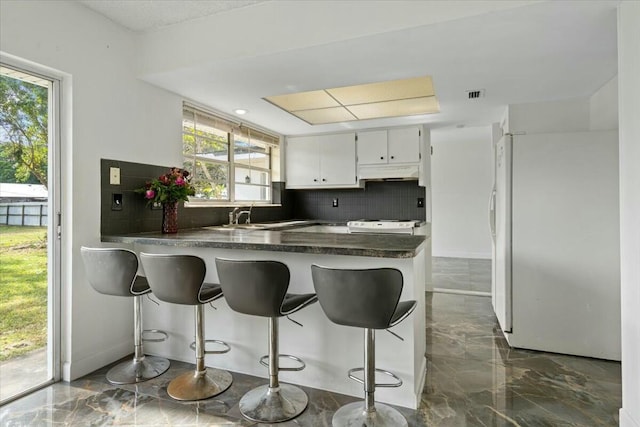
[
  {"x1": 431, "y1": 126, "x2": 493, "y2": 259},
  {"x1": 618, "y1": 2, "x2": 640, "y2": 426},
  {"x1": 507, "y1": 88, "x2": 619, "y2": 134},
  {"x1": 1, "y1": 0, "x2": 183, "y2": 380},
  {"x1": 590, "y1": 76, "x2": 619, "y2": 130},
  {"x1": 507, "y1": 97, "x2": 590, "y2": 133}
]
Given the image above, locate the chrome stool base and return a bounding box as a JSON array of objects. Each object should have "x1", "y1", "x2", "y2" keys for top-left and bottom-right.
[
  {"x1": 332, "y1": 401, "x2": 408, "y2": 427},
  {"x1": 167, "y1": 368, "x2": 232, "y2": 401},
  {"x1": 239, "y1": 383, "x2": 309, "y2": 423},
  {"x1": 106, "y1": 355, "x2": 170, "y2": 385}
]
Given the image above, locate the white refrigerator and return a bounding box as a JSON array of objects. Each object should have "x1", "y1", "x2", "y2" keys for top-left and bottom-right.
[{"x1": 489, "y1": 130, "x2": 621, "y2": 361}]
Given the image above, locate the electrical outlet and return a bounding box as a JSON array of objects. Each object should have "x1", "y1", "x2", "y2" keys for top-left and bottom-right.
[
  {"x1": 417, "y1": 197, "x2": 424, "y2": 208},
  {"x1": 109, "y1": 167, "x2": 120, "y2": 185},
  {"x1": 112, "y1": 193, "x2": 123, "y2": 211},
  {"x1": 332, "y1": 198, "x2": 339, "y2": 207}
]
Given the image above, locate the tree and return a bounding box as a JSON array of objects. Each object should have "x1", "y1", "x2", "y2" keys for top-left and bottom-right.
[
  {"x1": 182, "y1": 124, "x2": 230, "y2": 199},
  {"x1": 0, "y1": 75, "x2": 48, "y2": 188},
  {"x1": 0, "y1": 156, "x2": 39, "y2": 183}
]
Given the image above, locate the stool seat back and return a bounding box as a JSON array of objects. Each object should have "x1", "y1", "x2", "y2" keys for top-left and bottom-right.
[
  {"x1": 140, "y1": 253, "x2": 206, "y2": 306},
  {"x1": 215, "y1": 259, "x2": 289, "y2": 317},
  {"x1": 311, "y1": 266, "x2": 403, "y2": 329},
  {"x1": 81, "y1": 247, "x2": 141, "y2": 297}
]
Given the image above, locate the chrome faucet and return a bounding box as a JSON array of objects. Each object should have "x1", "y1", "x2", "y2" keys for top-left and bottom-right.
[
  {"x1": 229, "y1": 205, "x2": 253, "y2": 225},
  {"x1": 236, "y1": 209, "x2": 252, "y2": 224},
  {"x1": 229, "y1": 207, "x2": 240, "y2": 225}
]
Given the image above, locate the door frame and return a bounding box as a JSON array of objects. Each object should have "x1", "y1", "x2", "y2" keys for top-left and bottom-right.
[{"x1": 0, "y1": 53, "x2": 63, "y2": 403}]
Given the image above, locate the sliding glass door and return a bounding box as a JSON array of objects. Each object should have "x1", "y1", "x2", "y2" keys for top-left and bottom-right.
[{"x1": 0, "y1": 62, "x2": 61, "y2": 404}]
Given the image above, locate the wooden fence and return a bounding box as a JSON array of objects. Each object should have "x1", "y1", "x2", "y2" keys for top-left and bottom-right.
[{"x1": 0, "y1": 202, "x2": 48, "y2": 226}]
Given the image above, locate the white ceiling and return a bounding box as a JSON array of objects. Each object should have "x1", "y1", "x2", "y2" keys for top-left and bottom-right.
[
  {"x1": 78, "y1": 0, "x2": 270, "y2": 32},
  {"x1": 79, "y1": 0, "x2": 619, "y2": 136}
]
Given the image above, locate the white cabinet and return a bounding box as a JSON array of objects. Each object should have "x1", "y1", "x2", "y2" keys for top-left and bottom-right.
[
  {"x1": 357, "y1": 126, "x2": 421, "y2": 165},
  {"x1": 286, "y1": 132, "x2": 357, "y2": 188},
  {"x1": 356, "y1": 130, "x2": 388, "y2": 164},
  {"x1": 286, "y1": 135, "x2": 319, "y2": 187},
  {"x1": 320, "y1": 133, "x2": 357, "y2": 186},
  {"x1": 285, "y1": 126, "x2": 428, "y2": 188},
  {"x1": 388, "y1": 127, "x2": 421, "y2": 163}
]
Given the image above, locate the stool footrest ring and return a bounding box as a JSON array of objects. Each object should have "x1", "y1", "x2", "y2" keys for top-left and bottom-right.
[
  {"x1": 259, "y1": 354, "x2": 306, "y2": 371},
  {"x1": 142, "y1": 329, "x2": 168, "y2": 343},
  {"x1": 189, "y1": 339, "x2": 231, "y2": 355},
  {"x1": 347, "y1": 367, "x2": 403, "y2": 388}
]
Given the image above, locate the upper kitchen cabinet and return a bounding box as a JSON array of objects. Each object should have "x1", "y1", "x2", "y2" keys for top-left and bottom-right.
[
  {"x1": 286, "y1": 132, "x2": 358, "y2": 189},
  {"x1": 389, "y1": 127, "x2": 422, "y2": 163},
  {"x1": 356, "y1": 126, "x2": 429, "y2": 186},
  {"x1": 357, "y1": 126, "x2": 421, "y2": 165},
  {"x1": 356, "y1": 130, "x2": 388, "y2": 164}
]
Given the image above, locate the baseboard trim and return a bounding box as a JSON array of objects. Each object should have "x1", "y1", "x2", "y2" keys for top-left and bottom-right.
[
  {"x1": 433, "y1": 288, "x2": 491, "y2": 297},
  {"x1": 432, "y1": 251, "x2": 491, "y2": 259},
  {"x1": 63, "y1": 340, "x2": 132, "y2": 381},
  {"x1": 621, "y1": 408, "x2": 640, "y2": 427},
  {"x1": 425, "y1": 280, "x2": 434, "y2": 292}
]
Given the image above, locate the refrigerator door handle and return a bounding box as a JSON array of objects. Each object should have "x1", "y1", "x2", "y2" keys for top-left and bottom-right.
[{"x1": 488, "y1": 187, "x2": 496, "y2": 242}]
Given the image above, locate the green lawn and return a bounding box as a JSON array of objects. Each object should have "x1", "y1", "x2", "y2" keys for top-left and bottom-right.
[{"x1": 0, "y1": 225, "x2": 47, "y2": 361}]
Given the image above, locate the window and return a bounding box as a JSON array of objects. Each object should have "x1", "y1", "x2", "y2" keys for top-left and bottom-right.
[{"x1": 182, "y1": 105, "x2": 278, "y2": 204}]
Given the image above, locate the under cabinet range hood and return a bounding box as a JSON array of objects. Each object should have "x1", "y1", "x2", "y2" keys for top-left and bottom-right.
[{"x1": 358, "y1": 164, "x2": 420, "y2": 181}]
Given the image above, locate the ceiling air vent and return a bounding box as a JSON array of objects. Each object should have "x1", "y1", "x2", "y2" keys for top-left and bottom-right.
[{"x1": 466, "y1": 89, "x2": 485, "y2": 99}]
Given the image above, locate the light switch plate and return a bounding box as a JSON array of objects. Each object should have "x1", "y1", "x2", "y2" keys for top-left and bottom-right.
[{"x1": 109, "y1": 167, "x2": 120, "y2": 185}]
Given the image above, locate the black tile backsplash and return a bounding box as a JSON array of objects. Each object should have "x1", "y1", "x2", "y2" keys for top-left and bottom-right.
[
  {"x1": 289, "y1": 181, "x2": 426, "y2": 222},
  {"x1": 100, "y1": 159, "x2": 292, "y2": 235},
  {"x1": 101, "y1": 159, "x2": 425, "y2": 235}
]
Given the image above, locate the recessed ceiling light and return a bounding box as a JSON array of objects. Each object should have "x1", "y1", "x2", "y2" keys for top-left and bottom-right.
[
  {"x1": 264, "y1": 76, "x2": 439, "y2": 125},
  {"x1": 234, "y1": 109, "x2": 248, "y2": 115}
]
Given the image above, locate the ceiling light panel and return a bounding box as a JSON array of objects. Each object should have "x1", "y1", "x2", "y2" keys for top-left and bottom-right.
[
  {"x1": 265, "y1": 90, "x2": 340, "y2": 111},
  {"x1": 264, "y1": 75, "x2": 438, "y2": 125},
  {"x1": 348, "y1": 96, "x2": 440, "y2": 120},
  {"x1": 327, "y1": 76, "x2": 434, "y2": 105},
  {"x1": 292, "y1": 107, "x2": 357, "y2": 125}
]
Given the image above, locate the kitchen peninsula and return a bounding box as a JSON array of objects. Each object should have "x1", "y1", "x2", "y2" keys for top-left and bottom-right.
[{"x1": 102, "y1": 225, "x2": 429, "y2": 409}]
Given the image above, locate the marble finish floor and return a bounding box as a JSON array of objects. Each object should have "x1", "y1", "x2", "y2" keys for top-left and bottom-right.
[
  {"x1": 0, "y1": 258, "x2": 621, "y2": 426},
  {"x1": 423, "y1": 293, "x2": 620, "y2": 426},
  {"x1": 432, "y1": 257, "x2": 492, "y2": 294}
]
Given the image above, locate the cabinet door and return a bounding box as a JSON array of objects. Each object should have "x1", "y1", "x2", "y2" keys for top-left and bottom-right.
[
  {"x1": 286, "y1": 136, "x2": 320, "y2": 187},
  {"x1": 357, "y1": 130, "x2": 388, "y2": 165},
  {"x1": 319, "y1": 132, "x2": 357, "y2": 185},
  {"x1": 388, "y1": 127, "x2": 421, "y2": 163}
]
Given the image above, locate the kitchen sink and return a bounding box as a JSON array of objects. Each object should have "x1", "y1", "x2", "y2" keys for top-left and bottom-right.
[
  {"x1": 205, "y1": 220, "x2": 311, "y2": 232},
  {"x1": 204, "y1": 225, "x2": 253, "y2": 232},
  {"x1": 255, "y1": 220, "x2": 309, "y2": 229},
  {"x1": 226, "y1": 223, "x2": 268, "y2": 229},
  {"x1": 281, "y1": 225, "x2": 349, "y2": 233}
]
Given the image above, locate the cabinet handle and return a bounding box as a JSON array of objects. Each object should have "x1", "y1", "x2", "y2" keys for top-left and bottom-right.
[
  {"x1": 313, "y1": 179, "x2": 318, "y2": 182},
  {"x1": 322, "y1": 178, "x2": 327, "y2": 182},
  {"x1": 380, "y1": 156, "x2": 384, "y2": 160},
  {"x1": 390, "y1": 156, "x2": 395, "y2": 159}
]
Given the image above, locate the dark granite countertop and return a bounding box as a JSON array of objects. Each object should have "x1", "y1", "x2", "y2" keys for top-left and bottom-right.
[{"x1": 101, "y1": 226, "x2": 427, "y2": 259}]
